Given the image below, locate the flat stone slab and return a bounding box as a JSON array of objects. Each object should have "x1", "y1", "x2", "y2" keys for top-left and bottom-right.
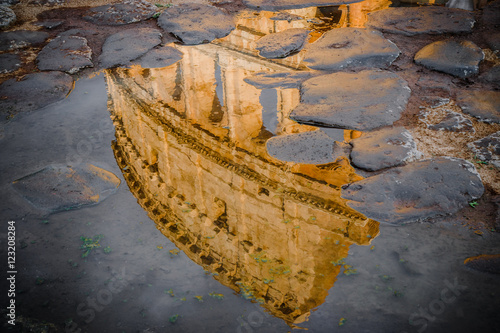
[
  {"x1": 84, "y1": 0, "x2": 156, "y2": 26},
  {"x1": 0, "y1": 30, "x2": 49, "y2": 51},
  {"x1": 244, "y1": 71, "x2": 312, "y2": 89},
  {"x1": 266, "y1": 130, "x2": 335, "y2": 164},
  {"x1": 37, "y1": 36, "x2": 93, "y2": 74},
  {"x1": 415, "y1": 40, "x2": 483, "y2": 78},
  {"x1": 290, "y1": 70, "x2": 411, "y2": 131},
  {"x1": 134, "y1": 45, "x2": 183, "y2": 69},
  {"x1": 12, "y1": 164, "x2": 120, "y2": 213},
  {"x1": 341, "y1": 157, "x2": 484, "y2": 224},
  {"x1": 0, "y1": 5, "x2": 15, "y2": 30},
  {"x1": 243, "y1": 0, "x2": 363, "y2": 10},
  {"x1": 428, "y1": 111, "x2": 474, "y2": 132},
  {"x1": 467, "y1": 131, "x2": 500, "y2": 168},
  {"x1": 464, "y1": 254, "x2": 500, "y2": 274},
  {"x1": 0, "y1": 71, "x2": 73, "y2": 114},
  {"x1": 350, "y1": 127, "x2": 422, "y2": 171},
  {"x1": 366, "y1": 6, "x2": 475, "y2": 36},
  {"x1": 303, "y1": 28, "x2": 400, "y2": 71},
  {"x1": 157, "y1": 4, "x2": 235, "y2": 45},
  {"x1": 256, "y1": 28, "x2": 309, "y2": 59},
  {"x1": 457, "y1": 90, "x2": 500, "y2": 123},
  {"x1": 0, "y1": 53, "x2": 20, "y2": 73},
  {"x1": 99, "y1": 28, "x2": 162, "y2": 69}
]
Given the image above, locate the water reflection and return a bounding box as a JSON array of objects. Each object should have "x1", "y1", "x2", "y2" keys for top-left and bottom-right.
[{"x1": 105, "y1": 1, "x2": 387, "y2": 328}]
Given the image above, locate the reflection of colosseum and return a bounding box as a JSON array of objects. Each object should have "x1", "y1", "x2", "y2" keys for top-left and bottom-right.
[{"x1": 105, "y1": 5, "x2": 381, "y2": 327}]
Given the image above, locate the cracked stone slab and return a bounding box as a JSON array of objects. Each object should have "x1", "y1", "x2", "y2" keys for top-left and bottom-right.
[
  {"x1": 414, "y1": 40, "x2": 483, "y2": 78},
  {"x1": 256, "y1": 28, "x2": 309, "y2": 59},
  {"x1": 468, "y1": 131, "x2": 500, "y2": 168},
  {"x1": 0, "y1": 71, "x2": 73, "y2": 114},
  {"x1": 464, "y1": 254, "x2": 500, "y2": 274},
  {"x1": 243, "y1": 0, "x2": 363, "y2": 10},
  {"x1": 244, "y1": 71, "x2": 312, "y2": 89},
  {"x1": 457, "y1": 90, "x2": 500, "y2": 124},
  {"x1": 12, "y1": 164, "x2": 120, "y2": 213},
  {"x1": 99, "y1": 28, "x2": 162, "y2": 69},
  {"x1": 341, "y1": 157, "x2": 484, "y2": 224},
  {"x1": 266, "y1": 130, "x2": 335, "y2": 164},
  {"x1": 84, "y1": 0, "x2": 156, "y2": 26},
  {"x1": 303, "y1": 28, "x2": 400, "y2": 71},
  {"x1": 290, "y1": 70, "x2": 411, "y2": 131},
  {"x1": 350, "y1": 127, "x2": 422, "y2": 171},
  {"x1": 0, "y1": 30, "x2": 49, "y2": 51},
  {"x1": 366, "y1": 6, "x2": 475, "y2": 36},
  {"x1": 134, "y1": 45, "x2": 183, "y2": 69},
  {"x1": 36, "y1": 36, "x2": 93, "y2": 74},
  {"x1": 0, "y1": 53, "x2": 21, "y2": 73},
  {"x1": 0, "y1": 5, "x2": 15, "y2": 29},
  {"x1": 157, "y1": 4, "x2": 235, "y2": 45}
]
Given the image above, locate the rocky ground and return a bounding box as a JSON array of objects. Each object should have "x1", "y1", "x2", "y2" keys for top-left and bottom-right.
[{"x1": 1, "y1": 0, "x2": 500, "y2": 332}]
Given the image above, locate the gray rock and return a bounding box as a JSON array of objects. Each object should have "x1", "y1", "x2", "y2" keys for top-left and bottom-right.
[
  {"x1": 0, "y1": 6, "x2": 16, "y2": 30},
  {"x1": 99, "y1": 28, "x2": 162, "y2": 69},
  {"x1": 255, "y1": 28, "x2": 309, "y2": 59},
  {"x1": 0, "y1": 30, "x2": 49, "y2": 51},
  {"x1": 37, "y1": 36, "x2": 93, "y2": 74},
  {"x1": 243, "y1": 0, "x2": 363, "y2": 10},
  {"x1": 414, "y1": 40, "x2": 483, "y2": 78},
  {"x1": 0, "y1": 53, "x2": 21, "y2": 73},
  {"x1": 428, "y1": 111, "x2": 474, "y2": 133},
  {"x1": 304, "y1": 28, "x2": 400, "y2": 71},
  {"x1": 350, "y1": 127, "x2": 422, "y2": 171},
  {"x1": 341, "y1": 157, "x2": 484, "y2": 224},
  {"x1": 157, "y1": 4, "x2": 235, "y2": 45},
  {"x1": 0, "y1": 0, "x2": 20, "y2": 5},
  {"x1": 467, "y1": 131, "x2": 500, "y2": 168},
  {"x1": 479, "y1": 65, "x2": 500, "y2": 85},
  {"x1": 0, "y1": 71, "x2": 73, "y2": 114},
  {"x1": 244, "y1": 71, "x2": 312, "y2": 89},
  {"x1": 34, "y1": 20, "x2": 64, "y2": 29},
  {"x1": 271, "y1": 12, "x2": 303, "y2": 21},
  {"x1": 29, "y1": 0, "x2": 65, "y2": 5},
  {"x1": 12, "y1": 164, "x2": 120, "y2": 212},
  {"x1": 446, "y1": 0, "x2": 474, "y2": 10},
  {"x1": 266, "y1": 130, "x2": 335, "y2": 164},
  {"x1": 290, "y1": 70, "x2": 411, "y2": 131},
  {"x1": 366, "y1": 6, "x2": 475, "y2": 36},
  {"x1": 84, "y1": 0, "x2": 156, "y2": 26},
  {"x1": 457, "y1": 90, "x2": 500, "y2": 123},
  {"x1": 134, "y1": 45, "x2": 183, "y2": 69}
]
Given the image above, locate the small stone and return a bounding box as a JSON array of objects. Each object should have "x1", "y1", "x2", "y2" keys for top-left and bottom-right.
[
  {"x1": 12, "y1": 164, "x2": 120, "y2": 213},
  {"x1": 366, "y1": 6, "x2": 475, "y2": 36},
  {"x1": 350, "y1": 127, "x2": 422, "y2": 171},
  {"x1": 341, "y1": 157, "x2": 484, "y2": 224},
  {"x1": 0, "y1": 6, "x2": 16, "y2": 30},
  {"x1": 290, "y1": 70, "x2": 411, "y2": 131},
  {"x1": 464, "y1": 254, "x2": 500, "y2": 274},
  {"x1": 457, "y1": 90, "x2": 500, "y2": 124},
  {"x1": 0, "y1": 30, "x2": 49, "y2": 51},
  {"x1": 244, "y1": 71, "x2": 312, "y2": 89},
  {"x1": 134, "y1": 46, "x2": 183, "y2": 69},
  {"x1": 243, "y1": 0, "x2": 362, "y2": 10},
  {"x1": 266, "y1": 130, "x2": 335, "y2": 164},
  {"x1": 0, "y1": 53, "x2": 21, "y2": 73},
  {"x1": 428, "y1": 111, "x2": 474, "y2": 133},
  {"x1": 0, "y1": 71, "x2": 73, "y2": 114},
  {"x1": 99, "y1": 28, "x2": 162, "y2": 69},
  {"x1": 157, "y1": 4, "x2": 235, "y2": 45},
  {"x1": 84, "y1": 0, "x2": 156, "y2": 26},
  {"x1": 37, "y1": 36, "x2": 93, "y2": 74},
  {"x1": 468, "y1": 131, "x2": 500, "y2": 168},
  {"x1": 304, "y1": 28, "x2": 400, "y2": 71},
  {"x1": 256, "y1": 28, "x2": 309, "y2": 59},
  {"x1": 414, "y1": 40, "x2": 484, "y2": 78}
]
